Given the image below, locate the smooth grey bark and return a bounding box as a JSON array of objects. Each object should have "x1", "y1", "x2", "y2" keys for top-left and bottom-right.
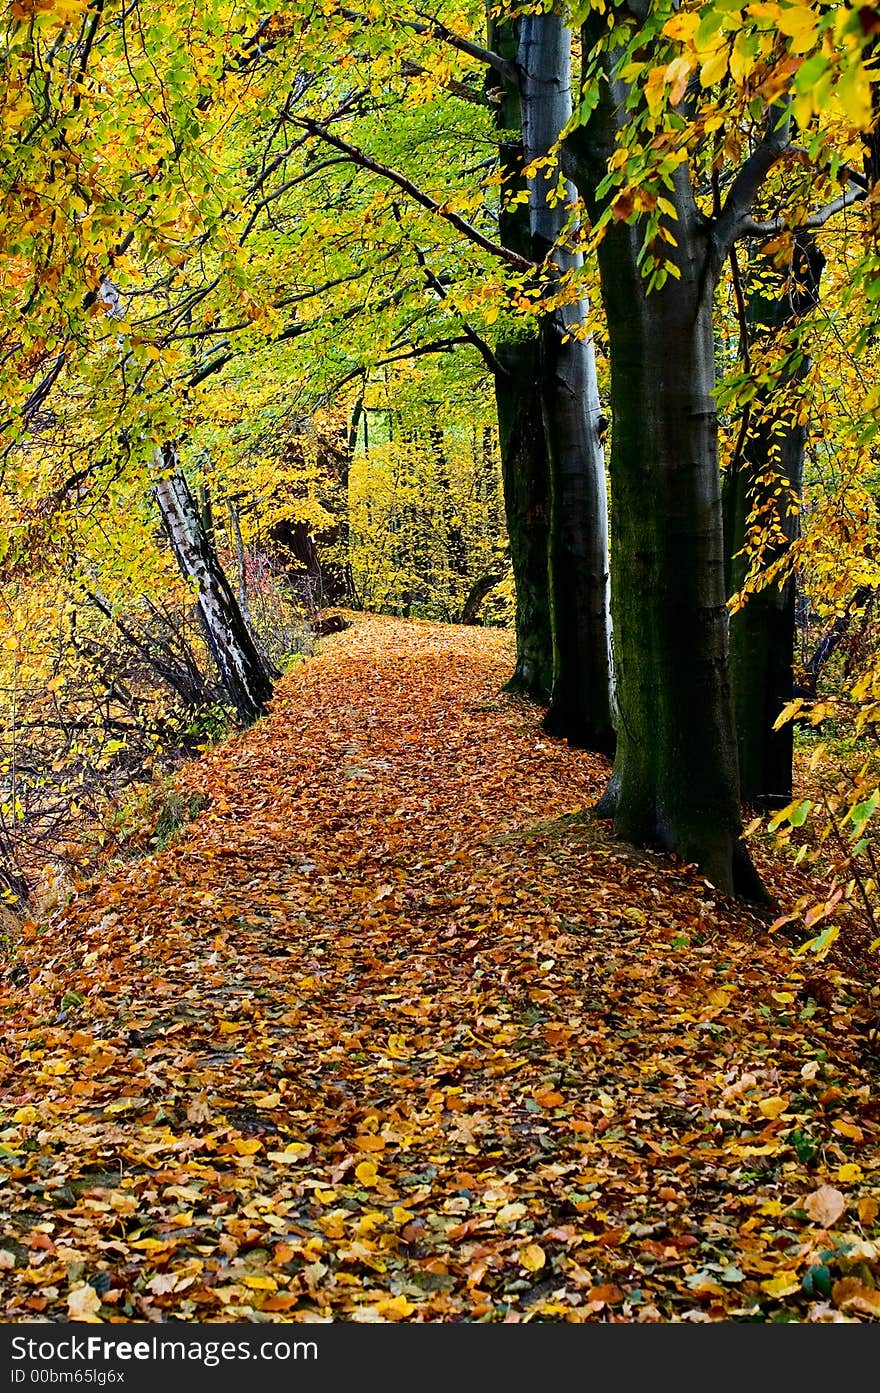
[
  {"x1": 154, "y1": 446, "x2": 275, "y2": 725},
  {"x1": 724, "y1": 236, "x2": 825, "y2": 809},
  {"x1": 518, "y1": 12, "x2": 614, "y2": 751},
  {"x1": 570, "y1": 39, "x2": 762, "y2": 896},
  {"x1": 488, "y1": 14, "x2": 554, "y2": 701}
]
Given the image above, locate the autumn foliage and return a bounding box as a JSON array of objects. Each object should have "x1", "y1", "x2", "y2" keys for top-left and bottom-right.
[{"x1": 2, "y1": 619, "x2": 879, "y2": 1323}]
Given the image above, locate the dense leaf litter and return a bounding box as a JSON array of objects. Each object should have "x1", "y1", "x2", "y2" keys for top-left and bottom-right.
[{"x1": 1, "y1": 616, "x2": 879, "y2": 1322}]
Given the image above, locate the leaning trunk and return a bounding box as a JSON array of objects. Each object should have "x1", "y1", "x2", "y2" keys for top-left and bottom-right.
[
  {"x1": 572, "y1": 56, "x2": 758, "y2": 896},
  {"x1": 488, "y1": 13, "x2": 554, "y2": 701},
  {"x1": 519, "y1": 12, "x2": 614, "y2": 750},
  {"x1": 154, "y1": 446, "x2": 275, "y2": 724}
]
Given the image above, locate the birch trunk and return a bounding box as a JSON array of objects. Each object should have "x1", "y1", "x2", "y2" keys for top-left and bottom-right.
[{"x1": 154, "y1": 446, "x2": 274, "y2": 725}]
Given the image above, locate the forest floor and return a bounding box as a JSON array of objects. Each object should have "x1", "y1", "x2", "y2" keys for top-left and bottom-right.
[{"x1": 2, "y1": 613, "x2": 880, "y2": 1323}]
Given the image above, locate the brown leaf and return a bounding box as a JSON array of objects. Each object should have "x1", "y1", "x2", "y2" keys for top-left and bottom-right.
[
  {"x1": 833, "y1": 1277, "x2": 880, "y2": 1316},
  {"x1": 587, "y1": 1283, "x2": 624, "y2": 1306},
  {"x1": 804, "y1": 1185, "x2": 847, "y2": 1228}
]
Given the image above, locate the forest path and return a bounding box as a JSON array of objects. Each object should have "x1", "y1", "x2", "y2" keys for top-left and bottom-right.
[{"x1": 2, "y1": 614, "x2": 879, "y2": 1323}]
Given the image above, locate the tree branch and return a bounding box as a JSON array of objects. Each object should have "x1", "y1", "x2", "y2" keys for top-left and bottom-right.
[
  {"x1": 390, "y1": 204, "x2": 509, "y2": 378},
  {"x1": 340, "y1": 7, "x2": 518, "y2": 85},
  {"x1": 329, "y1": 336, "x2": 473, "y2": 395},
  {"x1": 296, "y1": 118, "x2": 533, "y2": 273},
  {"x1": 736, "y1": 181, "x2": 867, "y2": 238},
  {"x1": 714, "y1": 104, "x2": 792, "y2": 254}
]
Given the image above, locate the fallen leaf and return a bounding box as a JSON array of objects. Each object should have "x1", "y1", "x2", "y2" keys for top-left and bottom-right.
[
  {"x1": 804, "y1": 1186, "x2": 846, "y2": 1228},
  {"x1": 833, "y1": 1277, "x2": 880, "y2": 1316},
  {"x1": 758, "y1": 1095, "x2": 789, "y2": 1118},
  {"x1": 67, "y1": 1284, "x2": 102, "y2": 1321},
  {"x1": 761, "y1": 1272, "x2": 801, "y2": 1298},
  {"x1": 837, "y1": 1163, "x2": 864, "y2": 1184},
  {"x1": 375, "y1": 1294, "x2": 417, "y2": 1319},
  {"x1": 587, "y1": 1283, "x2": 624, "y2": 1305},
  {"x1": 518, "y1": 1243, "x2": 546, "y2": 1273},
  {"x1": 355, "y1": 1160, "x2": 379, "y2": 1188}
]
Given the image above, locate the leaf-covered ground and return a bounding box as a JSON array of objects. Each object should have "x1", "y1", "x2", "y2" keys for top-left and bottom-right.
[{"x1": 2, "y1": 615, "x2": 880, "y2": 1323}]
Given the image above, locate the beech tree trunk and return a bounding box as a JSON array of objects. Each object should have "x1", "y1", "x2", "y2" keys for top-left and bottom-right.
[
  {"x1": 154, "y1": 446, "x2": 275, "y2": 725},
  {"x1": 571, "y1": 49, "x2": 760, "y2": 896},
  {"x1": 488, "y1": 14, "x2": 554, "y2": 702},
  {"x1": 494, "y1": 338, "x2": 554, "y2": 699},
  {"x1": 724, "y1": 236, "x2": 825, "y2": 808},
  {"x1": 518, "y1": 13, "x2": 614, "y2": 751}
]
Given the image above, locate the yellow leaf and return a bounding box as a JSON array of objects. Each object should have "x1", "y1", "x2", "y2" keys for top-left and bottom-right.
[
  {"x1": 833, "y1": 1120, "x2": 864, "y2": 1142},
  {"x1": 355, "y1": 1160, "x2": 379, "y2": 1187},
  {"x1": 13, "y1": 1105, "x2": 38, "y2": 1124},
  {"x1": 700, "y1": 46, "x2": 729, "y2": 87},
  {"x1": 232, "y1": 1138, "x2": 262, "y2": 1155},
  {"x1": 375, "y1": 1293, "x2": 417, "y2": 1319},
  {"x1": 791, "y1": 88, "x2": 815, "y2": 130},
  {"x1": 241, "y1": 1274, "x2": 277, "y2": 1291},
  {"x1": 761, "y1": 1271, "x2": 801, "y2": 1298},
  {"x1": 662, "y1": 11, "x2": 700, "y2": 41},
  {"x1": 267, "y1": 1143, "x2": 311, "y2": 1164},
  {"x1": 776, "y1": 4, "x2": 818, "y2": 48},
  {"x1": 730, "y1": 33, "x2": 756, "y2": 83},
  {"x1": 519, "y1": 1243, "x2": 546, "y2": 1273},
  {"x1": 837, "y1": 65, "x2": 872, "y2": 129},
  {"x1": 837, "y1": 1162, "x2": 864, "y2": 1184},
  {"x1": 49, "y1": 0, "x2": 88, "y2": 22},
  {"x1": 758, "y1": 1095, "x2": 790, "y2": 1118}
]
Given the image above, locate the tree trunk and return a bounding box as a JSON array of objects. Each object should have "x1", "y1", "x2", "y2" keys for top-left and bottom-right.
[
  {"x1": 488, "y1": 14, "x2": 554, "y2": 702},
  {"x1": 724, "y1": 236, "x2": 825, "y2": 808},
  {"x1": 460, "y1": 570, "x2": 502, "y2": 625},
  {"x1": 571, "y1": 52, "x2": 760, "y2": 896},
  {"x1": 494, "y1": 336, "x2": 554, "y2": 699},
  {"x1": 226, "y1": 499, "x2": 251, "y2": 626},
  {"x1": 154, "y1": 446, "x2": 275, "y2": 725},
  {"x1": 797, "y1": 585, "x2": 873, "y2": 698},
  {"x1": 518, "y1": 12, "x2": 614, "y2": 751}
]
